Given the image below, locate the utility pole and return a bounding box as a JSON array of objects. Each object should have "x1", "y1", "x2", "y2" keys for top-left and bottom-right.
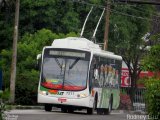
[
  {"x1": 103, "y1": 0, "x2": 160, "y2": 51},
  {"x1": 10, "y1": 0, "x2": 20, "y2": 103},
  {"x1": 103, "y1": 0, "x2": 110, "y2": 51}
]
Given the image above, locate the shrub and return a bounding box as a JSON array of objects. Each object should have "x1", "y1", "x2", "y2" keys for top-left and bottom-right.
[
  {"x1": 0, "y1": 89, "x2": 10, "y2": 120},
  {"x1": 145, "y1": 78, "x2": 160, "y2": 120},
  {"x1": 119, "y1": 89, "x2": 132, "y2": 110}
]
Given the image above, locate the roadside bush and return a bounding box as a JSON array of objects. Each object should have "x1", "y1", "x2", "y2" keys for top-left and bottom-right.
[
  {"x1": 0, "y1": 88, "x2": 10, "y2": 102},
  {"x1": 119, "y1": 89, "x2": 132, "y2": 110},
  {"x1": 0, "y1": 89, "x2": 10, "y2": 120},
  {"x1": 15, "y1": 70, "x2": 39, "y2": 105},
  {"x1": 145, "y1": 78, "x2": 160, "y2": 120}
]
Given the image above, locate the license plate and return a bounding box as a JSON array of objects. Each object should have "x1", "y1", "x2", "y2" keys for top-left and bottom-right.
[{"x1": 58, "y1": 98, "x2": 67, "y2": 103}]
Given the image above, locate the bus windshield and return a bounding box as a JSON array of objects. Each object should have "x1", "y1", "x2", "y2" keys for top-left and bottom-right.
[{"x1": 41, "y1": 49, "x2": 90, "y2": 91}]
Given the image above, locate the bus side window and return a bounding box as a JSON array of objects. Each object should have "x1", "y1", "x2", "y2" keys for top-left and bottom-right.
[
  {"x1": 92, "y1": 57, "x2": 100, "y2": 87},
  {"x1": 89, "y1": 57, "x2": 97, "y2": 91}
]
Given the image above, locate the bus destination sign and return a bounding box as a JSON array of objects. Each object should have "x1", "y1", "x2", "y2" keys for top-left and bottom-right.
[{"x1": 49, "y1": 50, "x2": 86, "y2": 58}]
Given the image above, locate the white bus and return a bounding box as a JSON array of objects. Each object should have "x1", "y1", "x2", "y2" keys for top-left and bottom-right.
[{"x1": 37, "y1": 37, "x2": 122, "y2": 114}]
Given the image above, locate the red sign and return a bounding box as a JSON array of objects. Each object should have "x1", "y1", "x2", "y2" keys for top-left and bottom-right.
[
  {"x1": 121, "y1": 68, "x2": 154, "y2": 87},
  {"x1": 121, "y1": 69, "x2": 130, "y2": 87}
]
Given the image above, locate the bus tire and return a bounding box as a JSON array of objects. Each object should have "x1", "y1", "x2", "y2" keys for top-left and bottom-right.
[
  {"x1": 104, "y1": 97, "x2": 112, "y2": 115},
  {"x1": 61, "y1": 108, "x2": 67, "y2": 113},
  {"x1": 68, "y1": 108, "x2": 74, "y2": 113},
  {"x1": 97, "y1": 108, "x2": 103, "y2": 115},
  {"x1": 87, "y1": 100, "x2": 96, "y2": 115},
  {"x1": 44, "y1": 104, "x2": 52, "y2": 112},
  {"x1": 87, "y1": 108, "x2": 94, "y2": 114}
]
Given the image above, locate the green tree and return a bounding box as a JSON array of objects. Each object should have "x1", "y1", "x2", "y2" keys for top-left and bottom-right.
[
  {"x1": 142, "y1": 34, "x2": 160, "y2": 120},
  {"x1": 0, "y1": 0, "x2": 15, "y2": 51},
  {"x1": 19, "y1": 0, "x2": 80, "y2": 35},
  {"x1": 0, "y1": 0, "x2": 157, "y2": 106},
  {"x1": 0, "y1": 0, "x2": 106, "y2": 51},
  {"x1": 0, "y1": 29, "x2": 77, "y2": 104},
  {"x1": 142, "y1": 34, "x2": 160, "y2": 74},
  {"x1": 145, "y1": 78, "x2": 160, "y2": 120},
  {"x1": 0, "y1": 0, "x2": 81, "y2": 51},
  {"x1": 108, "y1": 3, "x2": 155, "y2": 104}
]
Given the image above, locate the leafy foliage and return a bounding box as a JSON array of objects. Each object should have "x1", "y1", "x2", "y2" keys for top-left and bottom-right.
[
  {"x1": 0, "y1": 0, "x2": 81, "y2": 51},
  {"x1": 19, "y1": 0, "x2": 81, "y2": 35},
  {"x1": 0, "y1": 0, "x2": 15, "y2": 51},
  {"x1": 0, "y1": 29, "x2": 77, "y2": 104},
  {"x1": 0, "y1": 88, "x2": 10, "y2": 102},
  {"x1": 145, "y1": 78, "x2": 160, "y2": 120},
  {"x1": 0, "y1": 0, "x2": 156, "y2": 105},
  {"x1": 142, "y1": 44, "x2": 160, "y2": 72},
  {"x1": 142, "y1": 34, "x2": 160, "y2": 119},
  {"x1": 108, "y1": 4, "x2": 155, "y2": 103},
  {"x1": 0, "y1": 89, "x2": 10, "y2": 120},
  {"x1": 0, "y1": 102, "x2": 6, "y2": 120}
]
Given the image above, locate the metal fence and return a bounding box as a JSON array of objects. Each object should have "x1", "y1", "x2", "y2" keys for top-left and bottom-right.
[
  {"x1": 120, "y1": 87, "x2": 146, "y2": 112},
  {"x1": 133, "y1": 88, "x2": 146, "y2": 112}
]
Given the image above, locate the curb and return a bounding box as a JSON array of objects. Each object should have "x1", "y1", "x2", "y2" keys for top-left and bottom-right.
[
  {"x1": 12, "y1": 105, "x2": 44, "y2": 110},
  {"x1": 113, "y1": 110, "x2": 147, "y2": 115},
  {"x1": 131, "y1": 110, "x2": 147, "y2": 115}
]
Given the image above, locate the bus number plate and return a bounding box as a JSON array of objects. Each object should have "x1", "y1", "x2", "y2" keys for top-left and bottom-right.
[{"x1": 66, "y1": 92, "x2": 74, "y2": 95}]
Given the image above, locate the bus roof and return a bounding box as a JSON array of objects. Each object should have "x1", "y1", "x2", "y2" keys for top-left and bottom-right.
[
  {"x1": 93, "y1": 50, "x2": 122, "y2": 61},
  {"x1": 51, "y1": 37, "x2": 100, "y2": 51},
  {"x1": 49, "y1": 37, "x2": 122, "y2": 60}
]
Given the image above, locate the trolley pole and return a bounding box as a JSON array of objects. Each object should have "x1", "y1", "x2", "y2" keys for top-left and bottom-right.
[
  {"x1": 103, "y1": 0, "x2": 110, "y2": 51},
  {"x1": 10, "y1": 0, "x2": 20, "y2": 103}
]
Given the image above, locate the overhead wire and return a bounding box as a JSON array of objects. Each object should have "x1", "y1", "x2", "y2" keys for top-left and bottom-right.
[
  {"x1": 65, "y1": 0, "x2": 157, "y2": 21},
  {"x1": 111, "y1": 0, "x2": 160, "y2": 18},
  {"x1": 110, "y1": 9, "x2": 154, "y2": 21}
]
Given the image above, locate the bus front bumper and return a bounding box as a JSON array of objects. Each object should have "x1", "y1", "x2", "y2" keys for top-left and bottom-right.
[{"x1": 38, "y1": 94, "x2": 91, "y2": 108}]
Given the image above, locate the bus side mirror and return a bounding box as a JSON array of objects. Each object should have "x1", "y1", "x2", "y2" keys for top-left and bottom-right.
[{"x1": 36, "y1": 54, "x2": 42, "y2": 70}]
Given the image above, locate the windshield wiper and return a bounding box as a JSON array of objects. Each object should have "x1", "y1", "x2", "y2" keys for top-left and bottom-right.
[
  {"x1": 55, "y1": 58, "x2": 64, "y2": 75},
  {"x1": 55, "y1": 58, "x2": 62, "y2": 69},
  {"x1": 69, "y1": 58, "x2": 80, "y2": 69}
]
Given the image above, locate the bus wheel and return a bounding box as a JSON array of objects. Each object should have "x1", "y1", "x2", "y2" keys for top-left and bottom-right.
[
  {"x1": 87, "y1": 100, "x2": 95, "y2": 115},
  {"x1": 104, "y1": 98, "x2": 112, "y2": 115},
  {"x1": 61, "y1": 108, "x2": 67, "y2": 113},
  {"x1": 44, "y1": 104, "x2": 52, "y2": 112},
  {"x1": 97, "y1": 108, "x2": 103, "y2": 115},
  {"x1": 87, "y1": 108, "x2": 94, "y2": 114},
  {"x1": 68, "y1": 108, "x2": 74, "y2": 113}
]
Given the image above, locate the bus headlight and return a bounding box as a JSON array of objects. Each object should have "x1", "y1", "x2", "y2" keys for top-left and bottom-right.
[
  {"x1": 77, "y1": 93, "x2": 87, "y2": 98},
  {"x1": 39, "y1": 91, "x2": 48, "y2": 95}
]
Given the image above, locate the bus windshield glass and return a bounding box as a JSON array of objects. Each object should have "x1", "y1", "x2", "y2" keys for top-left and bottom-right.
[{"x1": 41, "y1": 49, "x2": 90, "y2": 91}]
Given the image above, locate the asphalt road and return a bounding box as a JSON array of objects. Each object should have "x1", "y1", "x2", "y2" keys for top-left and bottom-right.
[{"x1": 4, "y1": 109, "x2": 129, "y2": 120}]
